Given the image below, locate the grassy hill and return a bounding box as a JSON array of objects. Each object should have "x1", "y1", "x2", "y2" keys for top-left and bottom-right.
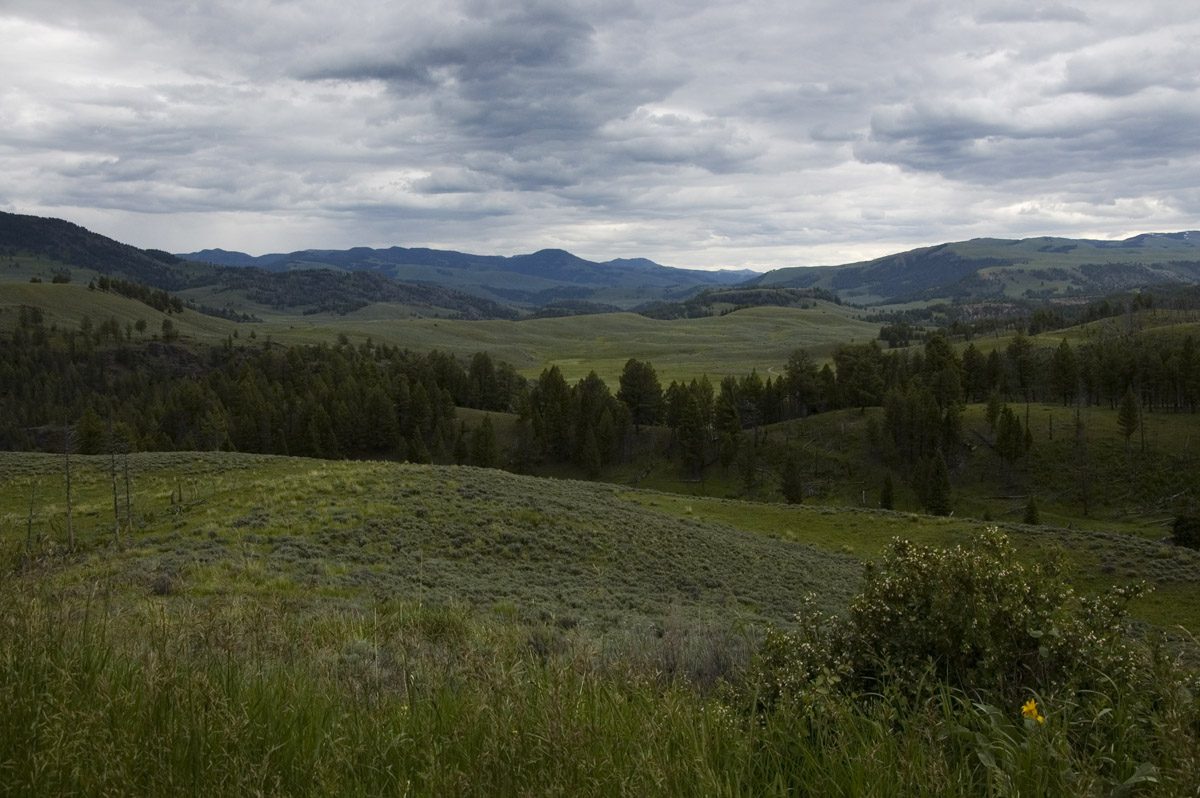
[
  {"x1": 3, "y1": 452, "x2": 1199, "y2": 795},
  {"x1": 753, "y1": 232, "x2": 1200, "y2": 305},
  {"x1": 0, "y1": 452, "x2": 859, "y2": 630}
]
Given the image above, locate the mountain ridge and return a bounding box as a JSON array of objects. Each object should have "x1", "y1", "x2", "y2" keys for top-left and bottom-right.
[
  {"x1": 750, "y1": 231, "x2": 1200, "y2": 305},
  {"x1": 178, "y1": 244, "x2": 757, "y2": 306}
]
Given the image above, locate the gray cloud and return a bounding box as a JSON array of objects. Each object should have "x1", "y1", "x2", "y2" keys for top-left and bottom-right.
[{"x1": 2, "y1": 0, "x2": 1199, "y2": 270}]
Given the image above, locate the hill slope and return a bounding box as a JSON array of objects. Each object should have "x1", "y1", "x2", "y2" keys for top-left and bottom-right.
[
  {"x1": 0, "y1": 212, "x2": 517, "y2": 320},
  {"x1": 753, "y1": 232, "x2": 1200, "y2": 305},
  {"x1": 0, "y1": 452, "x2": 859, "y2": 628}
]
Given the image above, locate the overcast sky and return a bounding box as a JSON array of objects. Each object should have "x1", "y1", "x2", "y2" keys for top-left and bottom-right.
[{"x1": 2, "y1": 0, "x2": 1198, "y2": 271}]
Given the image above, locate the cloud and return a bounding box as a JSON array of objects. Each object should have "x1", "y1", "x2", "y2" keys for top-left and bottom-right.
[{"x1": 2, "y1": 0, "x2": 1200, "y2": 271}]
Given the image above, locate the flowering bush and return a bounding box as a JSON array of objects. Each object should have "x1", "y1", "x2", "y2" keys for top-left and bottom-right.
[{"x1": 754, "y1": 528, "x2": 1149, "y2": 704}]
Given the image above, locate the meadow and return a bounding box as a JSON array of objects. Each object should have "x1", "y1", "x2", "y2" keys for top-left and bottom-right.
[
  {"x1": 3, "y1": 451, "x2": 1198, "y2": 795},
  {"x1": 0, "y1": 277, "x2": 877, "y2": 384}
]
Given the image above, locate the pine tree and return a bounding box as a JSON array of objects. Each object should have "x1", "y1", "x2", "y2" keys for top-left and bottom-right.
[
  {"x1": 578, "y1": 424, "x2": 601, "y2": 477},
  {"x1": 617, "y1": 359, "x2": 663, "y2": 431},
  {"x1": 995, "y1": 405, "x2": 1025, "y2": 471},
  {"x1": 453, "y1": 423, "x2": 468, "y2": 465},
  {"x1": 986, "y1": 390, "x2": 1003, "y2": 432},
  {"x1": 407, "y1": 433, "x2": 430, "y2": 464},
  {"x1": 780, "y1": 452, "x2": 803, "y2": 504},
  {"x1": 925, "y1": 451, "x2": 952, "y2": 516},
  {"x1": 1023, "y1": 495, "x2": 1040, "y2": 525},
  {"x1": 470, "y1": 416, "x2": 499, "y2": 468},
  {"x1": 677, "y1": 394, "x2": 707, "y2": 476},
  {"x1": 1051, "y1": 339, "x2": 1078, "y2": 406},
  {"x1": 1117, "y1": 387, "x2": 1140, "y2": 453},
  {"x1": 880, "y1": 471, "x2": 895, "y2": 510},
  {"x1": 75, "y1": 407, "x2": 106, "y2": 454}
]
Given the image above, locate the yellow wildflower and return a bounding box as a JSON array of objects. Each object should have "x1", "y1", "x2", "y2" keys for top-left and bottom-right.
[{"x1": 1021, "y1": 698, "x2": 1044, "y2": 723}]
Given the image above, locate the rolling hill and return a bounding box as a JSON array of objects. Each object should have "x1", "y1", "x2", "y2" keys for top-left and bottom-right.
[
  {"x1": 752, "y1": 232, "x2": 1200, "y2": 305},
  {"x1": 0, "y1": 212, "x2": 518, "y2": 320}
]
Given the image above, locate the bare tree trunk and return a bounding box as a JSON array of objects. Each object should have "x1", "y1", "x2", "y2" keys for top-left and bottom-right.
[
  {"x1": 64, "y1": 423, "x2": 74, "y2": 552},
  {"x1": 26, "y1": 479, "x2": 35, "y2": 554},
  {"x1": 123, "y1": 448, "x2": 132, "y2": 528},
  {"x1": 109, "y1": 419, "x2": 120, "y2": 543}
]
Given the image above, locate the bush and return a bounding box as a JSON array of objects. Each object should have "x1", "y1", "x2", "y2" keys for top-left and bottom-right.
[
  {"x1": 1172, "y1": 515, "x2": 1200, "y2": 549},
  {"x1": 754, "y1": 528, "x2": 1148, "y2": 704}
]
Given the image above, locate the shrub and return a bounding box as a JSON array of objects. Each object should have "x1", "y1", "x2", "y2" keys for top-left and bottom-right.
[
  {"x1": 1172, "y1": 515, "x2": 1200, "y2": 549},
  {"x1": 753, "y1": 528, "x2": 1148, "y2": 704}
]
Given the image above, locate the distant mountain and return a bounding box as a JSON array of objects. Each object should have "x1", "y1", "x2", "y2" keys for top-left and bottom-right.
[
  {"x1": 178, "y1": 245, "x2": 756, "y2": 308},
  {"x1": 0, "y1": 211, "x2": 198, "y2": 290},
  {"x1": 0, "y1": 212, "x2": 518, "y2": 320},
  {"x1": 751, "y1": 232, "x2": 1200, "y2": 305}
]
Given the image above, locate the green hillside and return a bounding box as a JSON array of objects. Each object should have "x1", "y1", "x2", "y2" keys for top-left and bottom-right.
[
  {"x1": 754, "y1": 232, "x2": 1200, "y2": 305},
  {"x1": 0, "y1": 452, "x2": 860, "y2": 628},
  {"x1": 4, "y1": 452, "x2": 1199, "y2": 795}
]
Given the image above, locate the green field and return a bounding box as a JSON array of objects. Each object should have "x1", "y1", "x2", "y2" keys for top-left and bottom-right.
[{"x1": 0, "y1": 281, "x2": 877, "y2": 383}]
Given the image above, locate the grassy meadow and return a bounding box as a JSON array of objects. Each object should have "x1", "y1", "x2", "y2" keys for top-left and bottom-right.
[
  {"x1": 0, "y1": 278, "x2": 878, "y2": 383},
  {"x1": 3, "y1": 451, "x2": 1200, "y2": 795}
]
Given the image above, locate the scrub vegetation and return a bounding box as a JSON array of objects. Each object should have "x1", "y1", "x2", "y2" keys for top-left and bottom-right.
[{"x1": 2, "y1": 452, "x2": 1199, "y2": 795}]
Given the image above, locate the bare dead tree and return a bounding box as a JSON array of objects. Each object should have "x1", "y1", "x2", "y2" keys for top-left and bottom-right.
[
  {"x1": 64, "y1": 422, "x2": 75, "y2": 552},
  {"x1": 109, "y1": 418, "x2": 120, "y2": 543},
  {"x1": 123, "y1": 446, "x2": 132, "y2": 529},
  {"x1": 26, "y1": 479, "x2": 36, "y2": 555}
]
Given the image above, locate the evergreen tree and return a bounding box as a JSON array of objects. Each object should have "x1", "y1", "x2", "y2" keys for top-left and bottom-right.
[
  {"x1": 617, "y1": 358, "x2": 663, "y2": 431},
  {"x1": 1023, "y1": 495, "x2": 1040, "y2": 525},
  {"x1": 677, "y1": 393, "x2": 707, "y2": 476},
  {"x1": 783, "y1": 348, "x2": 819, "y2": 418},
  {"x1": 407, "y1": 433, "x2": 430, "y2": 464},
  {"x1": 470, "y1": 415, "x2": 499, "y2": 468},
  {"x1": 1051, "y1": 339, "x2": 1079, "y2": 406},
  {"x1": 995, "y1": 405, "x2": 1025, "y2": 473},
  {"x1": 880, "y1": 471, "x2": 895, "y2": 510},
  {"x1": 1180, "y1": 336, "x2": 1199, "y2": 413},
  {"x1": 578, "y1": 424, "x2": 602, "y2": 477},
  {"x1": 596, "y1": 408, "x2": 619, "y2": 464},
  {"x1": 833, "y1": 342, "x2": 885, "y2": 410},
  {"x1": 986, "y1": 390, "x2": 1003, "y2": 432},
  {"x1": 737, "y1": 445, "x2": 759, "y2": 495},
  {"x1": 532, "y1": 366, "x2": 572, "y2": 458},
  {"x1": 75, "y1": 407, "x2": 106, "y2": 455},
  {"x1": 960, "y1": 343, "x2": 988, "y2": 403},
  {"x1": 453, "y1": 423, "x2": 468, "y2": 465},
  {"x1": 1006, "y1": 332, "x2": 1035, "y2": 401},
  {"x1": 925, "y1": 451, "x2": 952, "y2": 516},
  {"x1": 1117, "y1": 387, "x2": 1140, "y2": 453},
  {"x1": 780, "y1": 452, "x2": 803, "y2": 504}
]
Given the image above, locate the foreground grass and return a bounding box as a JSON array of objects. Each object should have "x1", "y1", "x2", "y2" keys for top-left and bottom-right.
[
  {"x1": 3, "y1": 452, "x2": 1199, "y2": 795},
  {"x1": 3, "y1": 579, "x2": 1197, "y2": 796}
]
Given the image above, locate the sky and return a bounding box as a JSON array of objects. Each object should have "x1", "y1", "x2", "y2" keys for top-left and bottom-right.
[{"x1": 2, "y1": 0, "x2": 1199, "y2": 272}]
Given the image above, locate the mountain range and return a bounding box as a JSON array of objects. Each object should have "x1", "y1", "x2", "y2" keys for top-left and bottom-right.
[
  {"x1": 4, "y1": 210, "x2": 1200, "y2": 317},
  {"x1": 179, "y1": 246, "x2": 755, "y2": 308}
]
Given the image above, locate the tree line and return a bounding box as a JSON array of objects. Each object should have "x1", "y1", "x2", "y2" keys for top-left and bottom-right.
[{"x1": 4, "y1": 302, "x2": 1198, "y2": 497}]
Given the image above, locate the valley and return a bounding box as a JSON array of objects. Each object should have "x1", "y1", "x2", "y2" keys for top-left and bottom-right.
[{"x1": 4, "y1": 213, "x2": 1200, "y2": 795}]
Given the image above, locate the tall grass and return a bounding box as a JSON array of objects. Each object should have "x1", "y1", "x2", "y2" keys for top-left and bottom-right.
[{"x1": 3, "y1": 582, "x2": 1198, "y2": 796}]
